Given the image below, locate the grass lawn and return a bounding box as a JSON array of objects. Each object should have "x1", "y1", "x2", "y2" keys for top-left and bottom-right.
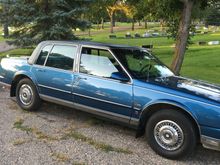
[{"x1": 0, "y1": 48, "x2": 34, "y2": 58}]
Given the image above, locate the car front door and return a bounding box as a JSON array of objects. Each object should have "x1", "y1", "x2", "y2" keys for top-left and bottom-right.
[
  {"x1": 73, "y1": 46, "x2": 133, "y2": 123},
  {"x1": 31, "y1": 44, "x2": 77, "y2": 102}
]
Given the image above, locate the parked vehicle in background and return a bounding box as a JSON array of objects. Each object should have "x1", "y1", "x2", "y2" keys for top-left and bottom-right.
[{"x1": 0, "y1": 41, "x2": 220, "y2": 159}]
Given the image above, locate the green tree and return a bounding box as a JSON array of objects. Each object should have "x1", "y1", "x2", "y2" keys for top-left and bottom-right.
[
  {"x1": 151, "y1": 0, "x2": 213, "y2": 75},
  {"x1": 88, "y1": 0, "x2": 108, "y2": 29},
  {"x1": 106, "y1": 0, "x2": 132, "y2": 33},
  {"x1": 6, "y1": 0, "x2": 90, "y2": 46},
  {"x1": 126, "y1": 0, "x2": 152, "y2": 30}
]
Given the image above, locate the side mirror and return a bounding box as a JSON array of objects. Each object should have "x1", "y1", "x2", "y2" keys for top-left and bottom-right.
[{"x1": 111, "y1": 72, "x2": 129, "y2": 82}]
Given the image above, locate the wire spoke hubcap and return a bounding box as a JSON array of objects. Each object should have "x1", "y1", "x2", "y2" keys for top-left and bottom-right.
[
  {"x1": 19, "y1": 84, "x2": 33, "y2": 106},
  {"x1": 154, "y1": 120, "x2": 184, "y2": 151}
]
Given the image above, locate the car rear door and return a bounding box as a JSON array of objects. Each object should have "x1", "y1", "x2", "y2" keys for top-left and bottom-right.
[
  {"x1": 73, "y1": 46, "x2": 133, "y2": 123},
  {"x1": 31, "y1": 44, "x2": 77, "y2": 102}
]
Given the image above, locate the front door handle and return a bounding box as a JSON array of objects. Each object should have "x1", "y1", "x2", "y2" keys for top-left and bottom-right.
[{"x1": 73, "y1": 77, "x2": 87, "y2": 86}]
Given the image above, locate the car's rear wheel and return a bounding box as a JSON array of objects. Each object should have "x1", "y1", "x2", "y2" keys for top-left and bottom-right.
[
  {"x1": 16, "y1": 78, "x2": 41, "y2": 111},
  {"x1": 145, "y1": 109, "x2": 197, "y2": 159}
]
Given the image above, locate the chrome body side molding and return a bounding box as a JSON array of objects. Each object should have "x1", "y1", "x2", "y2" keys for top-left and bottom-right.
[
  {"x1": 201, "y1": 135, "x2": 220, "y2": 151},
  {"x1": 39, "y1": 94, "x2": 139, "y2": 127}
]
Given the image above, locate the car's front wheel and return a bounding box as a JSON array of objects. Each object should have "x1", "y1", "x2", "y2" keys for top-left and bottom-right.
[
  {"x1": 145, "y1": 109, "x2": 197, "y2": 159},
  {"x1": 16, "y1": 78, "x2": 41, "y2": 111}
]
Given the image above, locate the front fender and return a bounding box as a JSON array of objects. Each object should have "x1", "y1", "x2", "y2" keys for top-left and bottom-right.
[{"x1": 141, "y1": 99, "x2": 198, "y2": 120}]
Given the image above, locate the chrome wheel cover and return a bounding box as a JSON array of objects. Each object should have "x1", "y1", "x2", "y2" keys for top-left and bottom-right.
[
  {"x1": 154, "y1": 120, "x2": 184, "y2": 151},
  {"x1": 19, "y1": 84, "x2": 33, "y2": 106}
]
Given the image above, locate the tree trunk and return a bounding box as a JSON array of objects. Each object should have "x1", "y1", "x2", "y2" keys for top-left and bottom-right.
[
  {"x1": 138, "y1": 21, "x2": 142, "y2": 26},
  {"x1": 144, "y1": 20, "x2": 148, "y2": 29},
  {"x1": 97, "y1": 21, "x2": 100, "y2": 29},
  {"x1": 113, "y1": 13, "x2": 116, "y2": 27},
  {"x1": 101, "y1": 18, "x2": 104, "y2": 29},
  {"x1": 160, "y1": 20, "x2": 164, "y2": 31},
  {"x1": 131, "y1": 18, "x2": 135, "y2": 31},
  {"x1": 110, "y1": 12, "x2": 114, "y2": 33},
  {"x1": 88, "y1": 28, "x2": 91, "y2": 36},
  {"x1": 171, "y1": 0, "x2": 194, "y2": 75},
  {"x1": 3, "y1": 23, "x2": 9, "y2": 38}
]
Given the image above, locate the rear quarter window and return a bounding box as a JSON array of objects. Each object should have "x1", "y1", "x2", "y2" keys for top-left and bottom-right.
[{"x1": 36, "y1": 45, "x2": 52, "y2": 65}]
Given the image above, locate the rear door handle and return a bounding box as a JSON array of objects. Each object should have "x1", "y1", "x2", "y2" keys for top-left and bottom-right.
[
  {"x1": 78, "y1": 77, "x2": 87, "y2": 81},
  {"x1": 36, "y1": 69, "x2": 45, "y2": 72}
]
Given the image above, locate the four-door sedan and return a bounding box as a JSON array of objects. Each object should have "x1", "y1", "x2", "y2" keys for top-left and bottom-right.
[{"x1": 0, "y1": 41, "x2": 220, "y2": 159}]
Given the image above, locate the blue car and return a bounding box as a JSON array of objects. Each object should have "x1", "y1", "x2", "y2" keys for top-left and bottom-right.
[{"x1": 0, "y1": 41, "x2": 220, "y2": 159}]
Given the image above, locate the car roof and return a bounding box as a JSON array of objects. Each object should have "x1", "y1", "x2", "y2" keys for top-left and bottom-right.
[{"x1": 40, "y1": 40, "x2": 141, "y2": 50}]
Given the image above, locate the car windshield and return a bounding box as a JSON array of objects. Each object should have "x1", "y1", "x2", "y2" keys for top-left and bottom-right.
[{"x1": 112, "y1": 48, "x2": 174, "y2": 81}]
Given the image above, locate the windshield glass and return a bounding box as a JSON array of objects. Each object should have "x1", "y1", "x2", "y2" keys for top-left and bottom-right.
[{"x1": 112, "y1": 48, "x2": 174, "y2": 81}]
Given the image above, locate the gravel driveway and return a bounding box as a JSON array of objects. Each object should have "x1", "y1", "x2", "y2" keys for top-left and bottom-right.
[{"x1": 0, "y1": 84, "x2": 220, "y2": 165}]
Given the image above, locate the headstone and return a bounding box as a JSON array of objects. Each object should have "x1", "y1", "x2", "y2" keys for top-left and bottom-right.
[
  {"x1": 142, "y1": 45, "x2": 153, "y2": 49},
  {"x1": 198, "y1": 41, "x2": 206, "y2": 45},
  {"x1": 152, "y1": 33, "x2": 160, "y2": 37},
  {"x1": 208, "y1": 41, "x2": 219, "y2": 45},
  {"x1": 125, "y1": 32, "x2": 132, "y2": 38},
  {"x1": 142, "y1": 32, "x2": 151, "y2": 38},
  {"x1": 134, "y1": 33, "x2": 141, "y2": 38},
  {"x1": 109, "y1": 35, "x2": 116, "y2": 39}
]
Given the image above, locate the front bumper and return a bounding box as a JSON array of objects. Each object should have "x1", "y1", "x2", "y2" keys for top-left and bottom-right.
[{"x1": 201, "y1": 135, "x2": 220, "y2": 151}]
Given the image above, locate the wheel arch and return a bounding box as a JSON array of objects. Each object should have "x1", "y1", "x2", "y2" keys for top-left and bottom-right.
[
  {"x1": 10, "y1": 72, "x2": 38, "y2": 97},
  {"x1": 136, "y1": 101, "x2": 201, "y2": 141}
]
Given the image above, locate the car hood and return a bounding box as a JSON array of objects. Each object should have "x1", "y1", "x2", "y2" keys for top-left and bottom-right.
[{"x1": 149, "y1": 76, "x2": 220, "y2": 103}]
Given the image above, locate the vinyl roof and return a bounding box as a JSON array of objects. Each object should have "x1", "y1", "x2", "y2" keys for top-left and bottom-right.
[{"x1": 41, "y1": 40, "x2": 141, "y2": 49}]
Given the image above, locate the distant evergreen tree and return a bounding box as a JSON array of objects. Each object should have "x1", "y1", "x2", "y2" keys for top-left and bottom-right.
[{"x1": 6, "y1": 0, "x2": 90, "y2": 46}]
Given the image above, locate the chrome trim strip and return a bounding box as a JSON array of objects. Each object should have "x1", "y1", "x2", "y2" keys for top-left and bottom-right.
[
  {"x1": 43, "y1": 44, "x2": 54, "y2": 66},
  {"x1": 33, "y1": 64, "x2": 74, "y2": 74},
  {"x1": 73, "y1": 92, "x2": 132, "y2": 109},
  {"x1": 76, "y1": 72, "x2": 131, "y2": 84},
  {"x1": 74, "y1": 103, "x2": 130, "y2": 123},
  {"x1": 40, "y1": 94, "x2": 73, "y2": 107},
  {"x1": 0, "y1": 81, "x2": 11, "y2": 89},
  {"x1": 38, "y1": 84, "x2": 71, "y2": 94},
  {"x1": 134, "y1": 107, "x2": 141, "y2": 110},
  {"x1": 130, "y1": 117, "x2": 139, "y2": 126},
  {"x1": 0, "y1": 81, "x2": 11, "y2": 87},
  {"x1": 39, "y1": 94, "x2": 133, "y2": 125},
  {"x1": 135, "y1": 86, "x2": 220, "y2": 109},
  {"x1": 201, "y1": 135, "x2": 220, "y2": 151}
]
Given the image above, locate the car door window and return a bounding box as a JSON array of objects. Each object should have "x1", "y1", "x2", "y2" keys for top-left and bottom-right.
[
  {"x1": 79, "y1": 47, "x2": 128, "y2": 80},
  {"x1": 36, "y1": 45, "x2": 52, "y2": 65},
  {"x1": 45, "y1": 45, "x2": 77, "y2": 71}
]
